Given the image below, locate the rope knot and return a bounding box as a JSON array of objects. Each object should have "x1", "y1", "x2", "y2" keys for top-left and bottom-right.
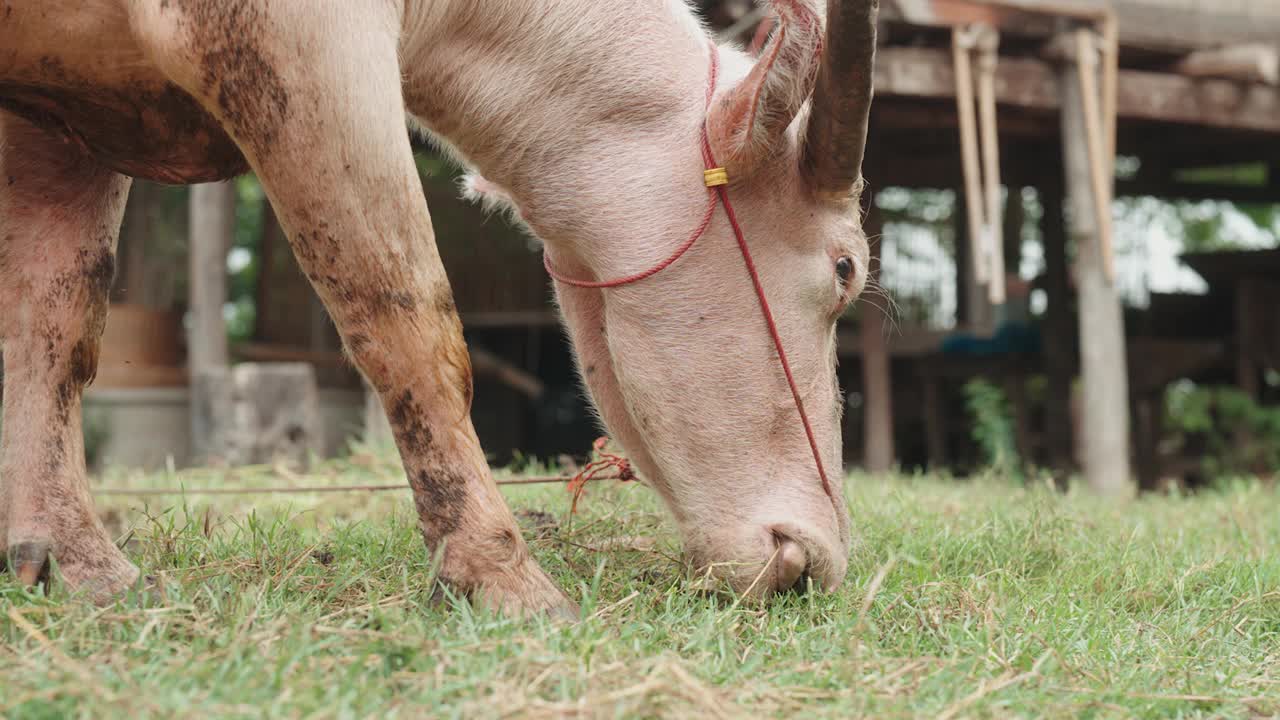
[{"x1": 567, "y1": 436, "x2": 635, "y2": 514}]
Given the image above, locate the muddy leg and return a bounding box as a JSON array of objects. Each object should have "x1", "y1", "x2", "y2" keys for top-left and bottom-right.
[
  {"x1": 129, "y1": 0, "x2": 573, "y2": 614},
  {"x1": 0, "y1": 113, "x2": 139, "y2": 602}
]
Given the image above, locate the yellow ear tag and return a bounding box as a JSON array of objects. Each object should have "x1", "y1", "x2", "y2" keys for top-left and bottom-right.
[{"x1": 702, "y1": 167, "x2": 729, "y2": 187}]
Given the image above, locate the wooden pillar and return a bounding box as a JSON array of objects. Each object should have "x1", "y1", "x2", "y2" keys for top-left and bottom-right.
[
  {"x1": 861, "y1": 202, "x2": 894, "y2": 473},
  {"x1": 117, "y1": 181, "x2": 158, "y2": 305},
  {"x1": 188, "y1": 182, "x2": 235, "y2": 461},
  {"x1": 1235, "y1": 279, "x2": 1261, "y2": 399},
  {"x1": 1059, "y1": 60, "x2": 1132, "y2": 495},
  {"x1": 1039, "y1": 176, "x2": 1075, "y2": 477},
  {"x1": 189, "y1": 183, "x2": 232, "y2": 371}
]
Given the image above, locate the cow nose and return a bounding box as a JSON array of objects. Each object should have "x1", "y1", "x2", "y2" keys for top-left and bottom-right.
[{"x1": 770, "y1": 532, "x2": 809, "y2": 593}]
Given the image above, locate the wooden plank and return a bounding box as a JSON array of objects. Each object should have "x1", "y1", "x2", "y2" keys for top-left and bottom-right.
[
  {"x1": 875, "y1": 47, "x2": 1280, "y2": 134},
  {"x1": 882, "y1": 0, "x2": 1280, "y2": 53}
]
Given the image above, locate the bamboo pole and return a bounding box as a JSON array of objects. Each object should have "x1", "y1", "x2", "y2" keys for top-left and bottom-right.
[
  {"x1": 1074, "y1": 29, "x2": 1115, "y2": 283},
  {"x1": 953, "y1": 26, "x2": 989, "y2": 287},
  {"x1": 975, "y1": 26, "x2": 1006, "y2": 304}
]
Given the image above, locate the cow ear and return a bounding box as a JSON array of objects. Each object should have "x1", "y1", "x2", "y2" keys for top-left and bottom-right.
[{"x1": 705, "y1": 2, "x2": 823, "y2": 178}]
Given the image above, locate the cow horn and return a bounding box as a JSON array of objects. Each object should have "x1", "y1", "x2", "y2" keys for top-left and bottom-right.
[{"x1": 802, "y1": 0, "x2": 879, "y2": 196}]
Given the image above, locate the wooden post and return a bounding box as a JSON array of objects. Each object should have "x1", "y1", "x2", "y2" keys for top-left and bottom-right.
[
  {"x1": 188, "y1": 182, "x2": 235, "y2": 462},
  {"x1": 1059, "y1": 57, "x2": 1132, "y2": 495},
  {"x1": 1235, "y1": 278, "x2": 1261, "y2": 400},
  {"x1": 861, "y1": 202, "x2": 894, "y2": 473},
  {"x1": 117, "y1": 181, "x2": 157, "y2": 305},
  {"x1": 189, "y1": 183, "x2": 232, "y2": 371},
  {"x1": 922, "y1": 371, "x2": 948, "y2": 470},
  {"x1": 955, "y1": 197, "x2": 993, "y2": 332},
  {"x1": 1039, "y1": 174, "x2": 1075, "y2": 477}
]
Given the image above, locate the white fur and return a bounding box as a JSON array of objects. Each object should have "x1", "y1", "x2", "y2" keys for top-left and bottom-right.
[{"x1": 402, "y1": 0, "x2": 866, "y2": 591}]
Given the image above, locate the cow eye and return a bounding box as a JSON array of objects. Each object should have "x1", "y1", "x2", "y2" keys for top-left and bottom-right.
[{"x1": 835, "y1": 256, "x2": 854, "y2": 286}]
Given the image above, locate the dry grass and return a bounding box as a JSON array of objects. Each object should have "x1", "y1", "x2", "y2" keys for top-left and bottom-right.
[{"x1": 2, "y1": 449, "x2": 1279, "y2": 718}]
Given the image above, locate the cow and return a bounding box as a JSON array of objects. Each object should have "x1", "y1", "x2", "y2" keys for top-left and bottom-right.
[{"x1": 0, "y1": 0, "x2": 876, "y2": 615}]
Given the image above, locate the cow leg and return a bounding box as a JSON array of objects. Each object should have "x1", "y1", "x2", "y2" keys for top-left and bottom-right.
[
  {"x1": 128, "y1": 1, "x2": 573, "y2": 615},
  {"x1": 0, "y1": 113, "x2": 138, "y2": 602}
]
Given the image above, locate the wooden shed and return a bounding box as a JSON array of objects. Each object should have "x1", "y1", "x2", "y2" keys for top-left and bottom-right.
[{"x1": 838, "y1": 0, "x2": 1280, "y2": 489}]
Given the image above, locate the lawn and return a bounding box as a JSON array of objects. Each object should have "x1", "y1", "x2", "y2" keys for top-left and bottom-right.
[{"x1": 2, "y1": 448, "x2": 1278, "y2": 718}]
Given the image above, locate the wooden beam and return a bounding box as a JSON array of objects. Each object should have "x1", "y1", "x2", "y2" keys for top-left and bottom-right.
[
  {"x1": 1176, "y1": 44, "x2": 1279, "y2": 86},
  {"x1": 875, "y1": 47, "x2": 1280, "y2": 134},
  {"x1": 1116, "y1": 179, "x2": 1280, "y2": 204}
]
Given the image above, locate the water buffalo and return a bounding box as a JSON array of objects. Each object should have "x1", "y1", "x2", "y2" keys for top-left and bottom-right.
[{"x1": 0, "y1": 0, "x2": 876, "y2": 614}]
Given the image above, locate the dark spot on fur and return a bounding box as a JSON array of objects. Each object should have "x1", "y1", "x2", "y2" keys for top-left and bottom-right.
[
  {"x1": 81, "y1": 245, "x2": 115, "y2": 298},
  {"x1": 493, "y1": 527, "x2": 518, "y2": 549},
  {"x1": 346, "y1": 332, "x2": 370, "y2": 355},
  {"x1": 410, "y1": 468, "x2": 466, "y2": 543},
  {"x1": 392, "y1": 291, "x2": 416, "y2": 311},
  {"x1": 388, "y1": 390, "x2": 434, "y2": 457},
  {"x1": 67, "y1": 338, "x2": 99, "y2": 388},
  {"x1": 584, "y1": 364, "x2": 596, "y2": 375},
  {"x1": 171, "y1": 1, "x2": 291, "y2": 157}
]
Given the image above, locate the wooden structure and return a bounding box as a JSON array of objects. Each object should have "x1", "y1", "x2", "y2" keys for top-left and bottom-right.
[
  {"x1": 79, "y1": 0, "x2": 1279, "y2": 483},
  {"x1": 837, "y1": 0, "x2": 1280, "y2": 489}
]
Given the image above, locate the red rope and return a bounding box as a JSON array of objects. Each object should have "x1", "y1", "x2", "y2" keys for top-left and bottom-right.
[
  {"x1": 566, "y1": 437, "x2": 636, "y2": 514},
  {"x1": 547, "y1": 41, "x2": 835, "y2": 508}
]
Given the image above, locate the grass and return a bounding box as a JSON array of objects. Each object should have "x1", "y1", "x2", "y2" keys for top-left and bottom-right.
[{"x1": 1, "y1": 449, "x2": 1278, "y2": 718}]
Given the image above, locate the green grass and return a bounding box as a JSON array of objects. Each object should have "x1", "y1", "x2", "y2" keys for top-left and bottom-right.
[{"x1": 2, "y1": 450, "x2": 1278, "y2": 718}]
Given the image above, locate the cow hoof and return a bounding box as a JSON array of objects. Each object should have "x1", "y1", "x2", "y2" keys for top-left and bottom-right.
[
  {"x1": 473, "y1": 566, "x2": 580, "y2": 620},
  {"x1": 6, "y1": 540, "x2": 53, "y2": 588},
  {"x1": 57, "y1": 549, "x2": 141, "y2": 605},
  {"x1": 3, "y1": 539, "x2": 141, "y2": 604}
]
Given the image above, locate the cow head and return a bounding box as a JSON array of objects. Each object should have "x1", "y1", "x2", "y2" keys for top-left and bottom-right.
[{"x1": 463, "y1": 0, "x2": 879, "y2": 597}]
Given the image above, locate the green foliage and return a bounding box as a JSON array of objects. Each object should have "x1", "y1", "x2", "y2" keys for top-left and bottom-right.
[
  {"x1": 1175, "y1": 163, "x2": 1268, "y2": 187},
  {"x1": 1165, "y1": 382, "x2": 1280, "y2": 478},
  {"x1": 224, "y1": 177, "x2": 266, "y2": 343},
  {"x1": 2, "y1": 459, "x2": 1278, "y2": 717},
  {"x1": 962, "y1": 378, "x2": 1021, "y2": 478}
]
